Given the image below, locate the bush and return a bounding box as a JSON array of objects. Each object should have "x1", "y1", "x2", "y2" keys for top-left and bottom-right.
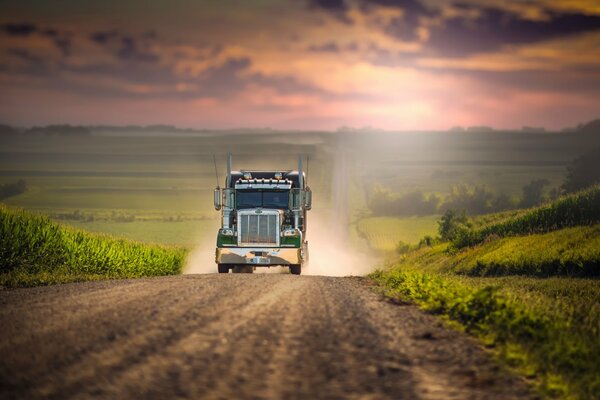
[
  {"x1": 418, "y1": 235, "x2": 439, "y2": 248},
  {"x1": 438, "y1": 209, "x2": 472, "y2": 242},
  {"x1": 395, "y1": 241, "x2": 411, "y2": 254}
]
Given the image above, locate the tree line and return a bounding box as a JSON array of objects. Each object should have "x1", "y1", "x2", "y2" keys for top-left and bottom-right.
[{"x1": 369, "y1": 147, "x2": 600, "y2": 217}]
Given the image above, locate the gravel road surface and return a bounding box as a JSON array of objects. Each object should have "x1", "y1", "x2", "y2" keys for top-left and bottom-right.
[{"x1": 0, "y1": 274, "x2": 531, "y2": 399}]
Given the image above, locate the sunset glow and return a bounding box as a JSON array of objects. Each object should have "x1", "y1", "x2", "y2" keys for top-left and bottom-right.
[{"x1": 1, "y1": 0, "x2": 599, "y2": 130}]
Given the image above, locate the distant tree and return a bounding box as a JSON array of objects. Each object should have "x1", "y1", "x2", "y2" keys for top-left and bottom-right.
[
  {"x1": 28, "y1": 125, "x2": 90, "y2": 136},
  {"x1": 520, "y1": 179, "x2": 549, "y2": 208},
  {"x1": 368, "y1": 187, "x2": 440, "y2": 216},
  {"x1": 441, "y1": 184, "x2": 494, "y2": 215},
  {"x1": 438, "y1": 209, "x2": 472, "y2": 242},
  {"x1": 562, "y1": 147, "x2": 600, "y2": 193},
  {"x1": 574, "y1": 118, "x2": 600, "y2": 135}
]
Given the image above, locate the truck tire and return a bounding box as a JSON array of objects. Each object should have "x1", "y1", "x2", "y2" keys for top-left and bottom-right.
[
  {"x1": 217, "y1": 264, "x2": 229, "y2": 273},
  {"x1": 232, "y1": 266, "x2": 253, "y2": 274},
  {"x1": 290, "y1": 264, "x2": 301, "y2": 275}
]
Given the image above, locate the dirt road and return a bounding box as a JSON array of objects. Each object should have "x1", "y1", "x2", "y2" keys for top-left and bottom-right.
[{"x1": 0, "y1": 275, "x2": 531, "y2": 399}]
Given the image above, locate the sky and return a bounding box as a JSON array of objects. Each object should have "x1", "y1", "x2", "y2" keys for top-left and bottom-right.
[{"x1": 0, "y1": 0, "x2": 599, "y2": 130}]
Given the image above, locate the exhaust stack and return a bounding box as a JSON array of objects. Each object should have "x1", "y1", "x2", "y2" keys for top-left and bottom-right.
[
  {"x1": 226, "y1": 153, "x2": 232, "y2": 187},
  {"x1": 298, "y1": 155, "x2": 304, "y2": 189}
]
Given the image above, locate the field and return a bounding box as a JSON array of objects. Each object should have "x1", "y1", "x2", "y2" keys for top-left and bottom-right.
[
  {"x1": 371, "y1": 190, "x2": 600, "y2": 399},
  {"x1": 2, "y1": 128, "x2": 596, "y2": 249},
  {"x1": 0, "y1": 133, "x2": 336, "y2": 246},
  {"x1": 356, "y1": 216, "x2": 439, "y2": 251}
]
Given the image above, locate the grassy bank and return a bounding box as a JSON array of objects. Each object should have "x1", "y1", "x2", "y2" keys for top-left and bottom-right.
[
  {"x1": 371, "y1": 224, "x2": 599, "y2": 399},
  {"x1": 0, "y1": 205, "x2": 187, "y2": 287}
]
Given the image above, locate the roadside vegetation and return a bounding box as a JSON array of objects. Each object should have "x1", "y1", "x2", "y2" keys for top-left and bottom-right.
[
  {"x1": 370, "y1": 186, "x2": 600, "y2": 399},
  {"x1": 448, "y1": 185, "x2": 600, "y2": 249},
  {"x1": 0, "y1": 205, "x2": 186, "y2": 288}
]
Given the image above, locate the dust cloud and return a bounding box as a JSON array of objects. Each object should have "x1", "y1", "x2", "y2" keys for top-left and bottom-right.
[
  {"x1": 302, "y1": 211, "x2": 374, "y2": 276},
  {"x1": 303, "y1": 149, "x2": 374, "y2": 276},
  {"x1": 183, "y1": 238, "x2": 219, "y2": 274}
]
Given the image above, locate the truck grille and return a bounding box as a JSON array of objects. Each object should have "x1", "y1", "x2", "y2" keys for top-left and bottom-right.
[{"x1": 238, "y1": 211, "x2": 279, "y2": 246}]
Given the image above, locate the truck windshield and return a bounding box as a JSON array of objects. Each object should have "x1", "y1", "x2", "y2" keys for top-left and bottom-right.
[{"x1": 236, "y1": 190, "x2": 289, "y2": 209}]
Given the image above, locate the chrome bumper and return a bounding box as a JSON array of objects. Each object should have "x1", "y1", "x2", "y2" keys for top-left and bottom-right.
[{"x1": 215, "y1": 247, "x2": 302, "y2": 266}]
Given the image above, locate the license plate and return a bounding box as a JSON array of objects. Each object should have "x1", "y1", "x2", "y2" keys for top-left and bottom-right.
[{"x1": 250, "y1": 256, "x2": 270, "y2": 264}]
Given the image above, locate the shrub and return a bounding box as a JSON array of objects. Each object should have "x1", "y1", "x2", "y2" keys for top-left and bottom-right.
[
  {"x1": 395, "y1": 241, "x2": 411, "y2": 254},
  {"x1": 418, "y1": 235, "x2": 439, "y2": 248},
  {"x1": 438, "y1": 209, "x2": 472, "y2": 242}
]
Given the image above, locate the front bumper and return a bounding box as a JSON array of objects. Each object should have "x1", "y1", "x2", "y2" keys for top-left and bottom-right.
[{"x1": 215, "y1": 246, "x2": 302, "y2": 266}]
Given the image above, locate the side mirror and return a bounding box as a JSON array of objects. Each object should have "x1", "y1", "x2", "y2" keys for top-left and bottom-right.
[
  {"x1": 305, "y1": 187, "x2": 312, "y2": 210},
  {"x1": 214, "y1": 187, "x2": 222, "y2": 210}
]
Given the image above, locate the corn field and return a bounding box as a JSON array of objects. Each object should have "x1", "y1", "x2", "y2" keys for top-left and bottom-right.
[
  {"x1": 0, "y1": 205, "x2": 186, "y2": 283},
  {"x1": 453, "y1": 185, "x2": 600, "y2": 248}
]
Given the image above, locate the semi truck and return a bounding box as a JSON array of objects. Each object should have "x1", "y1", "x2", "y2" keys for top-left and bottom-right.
[{"x1": 213, "y1": 155, "x2": 312, "y2": 275}]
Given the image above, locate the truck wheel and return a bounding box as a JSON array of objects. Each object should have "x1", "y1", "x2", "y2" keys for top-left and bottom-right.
[
  {"x1": 217, "y1": 264, "x2": 229, "y2": 273},
  {"x1": 290, "y1": 264, "x2": 301, "y2": 275},
  {"x1": 232, "y1": 266, "x2": 253, "y2": 274}
]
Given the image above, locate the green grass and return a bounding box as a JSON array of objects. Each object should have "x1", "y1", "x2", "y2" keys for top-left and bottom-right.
[
  {"x1": 0, "y1": 205, "x2": 187, "y2": 287},
  {"x1": 371, "y1": 224, "x2": 600, "y2": 399},
  {"x1": 357, "y1": 216, "x2": 439, "y2": 251},
  {"x1": 448, "y1": 225, "x2": 600, "y2": 277}
]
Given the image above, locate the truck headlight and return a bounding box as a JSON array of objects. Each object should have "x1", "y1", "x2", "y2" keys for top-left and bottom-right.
[
  {"x1": 219, "y1": 228, "x2": 235, "y2": 236},
  {"x1": 282, "y1": 228, "x2": 300, "y2": 237}
]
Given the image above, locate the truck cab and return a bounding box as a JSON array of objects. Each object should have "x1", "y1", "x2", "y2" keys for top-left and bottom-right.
[{"x1": 214, "y1": 156, "x2": 311, "y2": 275}]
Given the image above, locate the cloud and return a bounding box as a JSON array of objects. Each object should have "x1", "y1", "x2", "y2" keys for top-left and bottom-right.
[
  {"x1": 359, "y1": 0, "x2": 433, "y2": 16},
  {"x1": 1, "y1": 22, "x2": 72, "y2": 56},
  {"x1": 88, "y1": 30, "x2": 159, "y2": 62},
  {"x1": 308, "y1": 0, "x2": 347, "y2": 11},
  {"x1": 90, "y1": 30, "x2": 119, "y2": 44},
  {"x1": 307, "y1": 42, "x2": 340, "y2": 52},
  {"x1": 1, "y1": 23, "x2": 37, "y2": 36},
  {"x1": 425, "y1": 6, "x2": 600, "y2": 56},
  {"x1": 307, "y1": 0, "x2": 352, "y2": 23},
  {"x1": 307, "y1": 0, "x2": 600, "y2": 56},
  {"x1": 1, "y1": 1, "x2": 599, "y2": 129},
  {"x1": 117, "y1": 36, "x2": 159, "y2": 62}
]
